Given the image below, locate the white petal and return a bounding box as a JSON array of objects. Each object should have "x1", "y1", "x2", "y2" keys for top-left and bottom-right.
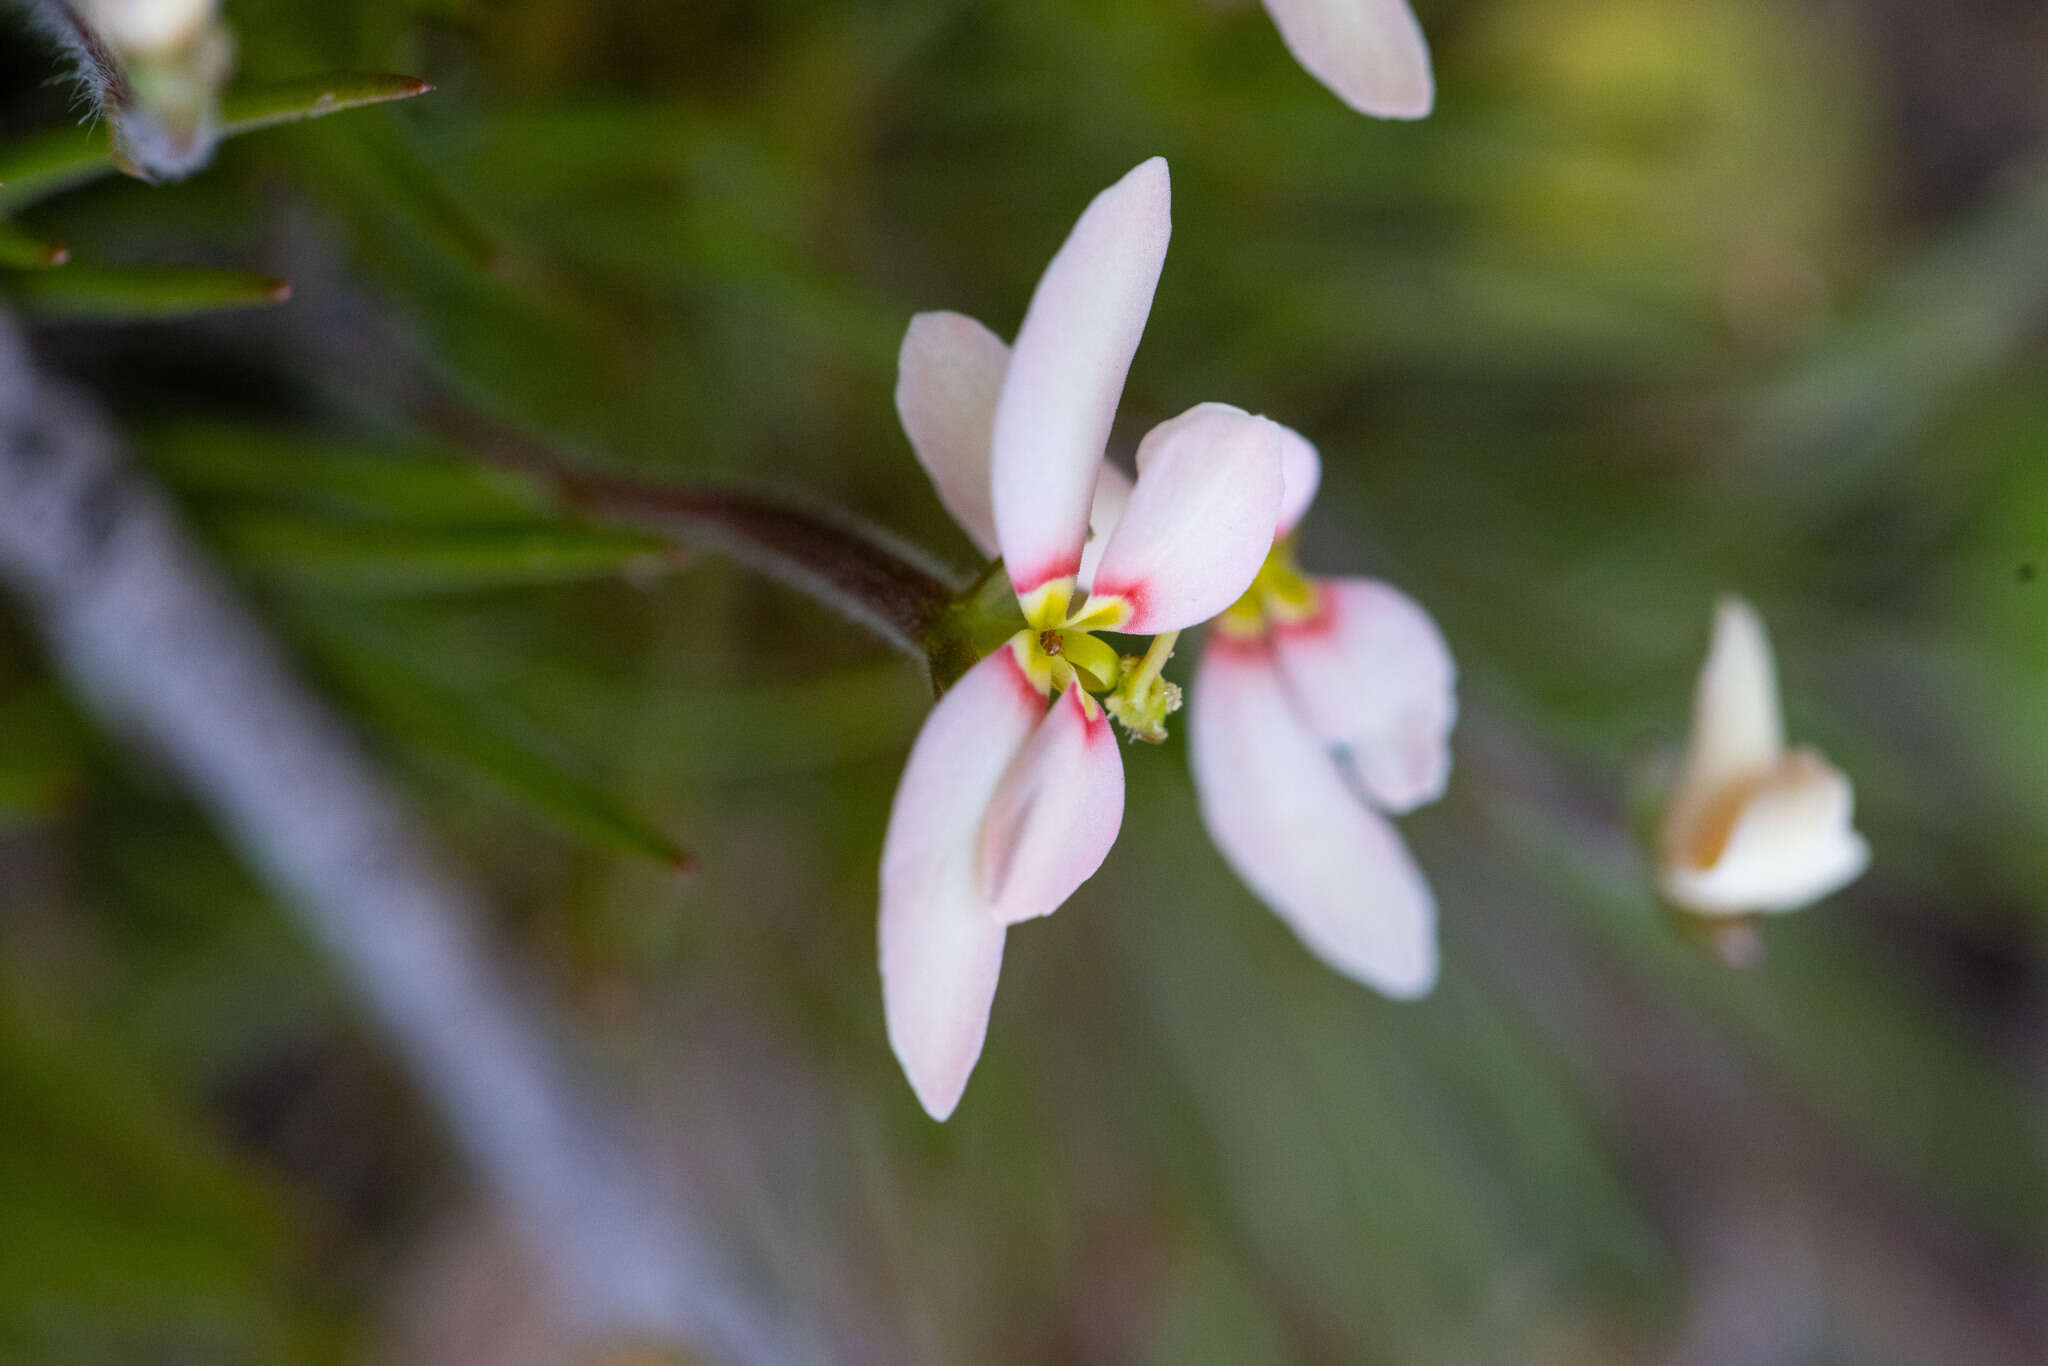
[
  {"x1": 1270, "y1": 577, "x2": 1456, "y2": 812},
  {"x1": 1137, "y1": 408, "x2": 1318, "y2": 541},
  {"x1": 84, "y1": 0, "x2": 216, "y2": 51},
  {"x1": 1260, "y1": 0, "x2": 1435, "y2": 120},
  {"x1": 896, "y1": 311, "x2": 1008, "y2": 557},
  {"x1": 1671, "y1": 596, "x2": 1786, "y2": 810},
  {"x1": 1081, "y1": 403, "x2": 1285, "y2": 634},
  {"x1": 1272, "y1": 423, "x2": 1323, "y2": 539},
  {"x1": 1189, "y1": 638, "x2": 1438, "y2": 998},
  {"x1": 1661, "y1": 749, "x2": 1869, "y2": 916},
  {"x1": 990, "y1": 158, "x2": 1172, "y2": 600},
  {"x1": 981, "y1": 686, "x2": 1125, "y2": 927},
  {"x1": 879, "y1": 648, "x2": 1044, "y2": 1119},
  {"x1": 1076, "y1": 463, "x2": 1134, "y2": 591}
]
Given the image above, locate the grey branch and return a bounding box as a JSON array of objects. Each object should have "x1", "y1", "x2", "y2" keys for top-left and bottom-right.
[{"x1": 0, "y1": 317, "x2": 804, "y2": 1365}]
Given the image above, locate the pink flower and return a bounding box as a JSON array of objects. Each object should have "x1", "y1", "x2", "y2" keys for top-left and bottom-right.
[
  {"x1": 1186, "y1": 425, "x2": 1455, "y2": 997},
  {"x1": 883, "y1": 158, "x2": 1287, "y2": 1119},
  {"x1": 1259, "y1": 0, "x2": 1435, "y2": 120}
]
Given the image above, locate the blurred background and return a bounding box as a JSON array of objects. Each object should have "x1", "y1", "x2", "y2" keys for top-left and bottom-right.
[{"x1": 2, "y1": 0, "x2": 2045, "y2": 1361}]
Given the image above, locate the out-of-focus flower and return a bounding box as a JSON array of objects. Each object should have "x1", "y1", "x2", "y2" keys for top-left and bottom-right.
[
  {"x1": 1659, "y1": 597, "x2": 1868, "y2": 916},
  {"x1": 1259, "y1": 0, "x2": 1434, "y2": 119},
  {"x1": 883, "y1": 158, "x2": 1285, "y2": 1119},
  {"x1": 62, "y1": 0, "x2": 235, "y2": 179},
  {"x1": 80, "y1": 0, "x2": 213, "y2": 50},
  {"x1": 1187, "y1": 427, "x2": 1454, "y2": 998}
]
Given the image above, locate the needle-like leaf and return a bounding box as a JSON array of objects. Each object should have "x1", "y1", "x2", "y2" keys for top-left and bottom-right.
[
  {"x1": 0, "y1": 221, "x2": 68, "y2": 268},
  {"x1": 0, "y1": 73, "x2": 433, "y2": 212},
  {"x1": 4, "y1": 265, "x2": 290, "y2": 319}
]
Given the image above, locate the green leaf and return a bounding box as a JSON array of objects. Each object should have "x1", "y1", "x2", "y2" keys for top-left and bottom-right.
[
  {"x1": 219, "y1": 72, "x2": 436, "y2": 139},
  {"x1": 206, "y1": 514, "x2": 684, "y2": 595},
  {"x1": 0, "y1": 988, "x2": 334, "y2": 1361},
  {"x1": 0, "y1": 687, "x2": 87, "y2": 822},
  {"x1": 144, "y1": 423, "x2": 548, "y2": 523},
  {"x1": 303, "y1": 622, "x2": 692, "y2": 872},
  {"x1": 0, "y1": 73, "x2": 432, "y2": 212},
  {"x1": 4, "y1": 266, "x2": 291, "y2": 320},
  {"x1": 0, "y1": 221, "x2": 67, "y2": 269},
  {"x1": 316, "y1": 117, "x2": 507, "y2": 273}
]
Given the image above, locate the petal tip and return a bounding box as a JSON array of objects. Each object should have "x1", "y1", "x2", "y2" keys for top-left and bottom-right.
[{"x1": 909, "y1": 1069, "x2": 968, "y2": 1122}]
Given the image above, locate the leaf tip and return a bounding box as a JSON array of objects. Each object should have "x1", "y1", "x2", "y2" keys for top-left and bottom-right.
[{"x1": 263, "y1": 277, "x2": 294, "y2": 303}]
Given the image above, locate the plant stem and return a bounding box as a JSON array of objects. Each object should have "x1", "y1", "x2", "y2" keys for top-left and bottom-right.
[{"x1": 419, "y1": 394, "x2": 968, "y2": 671}]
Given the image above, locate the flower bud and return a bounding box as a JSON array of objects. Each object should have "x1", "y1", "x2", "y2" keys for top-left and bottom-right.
[{"x1": 1659, "y1": 597, "x2": 1868, "y2": 916}]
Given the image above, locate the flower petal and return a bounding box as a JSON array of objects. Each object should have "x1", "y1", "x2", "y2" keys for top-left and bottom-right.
[
  {"x1": 1671, "y1": 596, "x2": 1785, "y2": 808},
  {"x1": 1136, "y1": 410, "x2": 1318, "y2": 541},
  {"x1": 1661, "y1": 749, "x2": 1869, "y2": 916},
  {"x1": 1272, "y1": 423, "x2": 1323, "y2": 539},
  {"x1": 879, "y1": 648, "x2": 1044, "y2": 1119},
  {"x1": 1270, "y1": 577, "x2": 1456, "y2": 812},
  {"x1": 1077, "y1": 462, "x2": 1134, "y2": 590},
  {"x1": 990, "y1": 158, "x2": 1172, "y2": 601},
  {"x1": 1189, "y1": 637, "x2": 1439, "y2": 998},
  {"x1": 1082, "y1": 403, "x2": 1285, "y2": 634},
  {"x1": 1260, "y1": 0, "x2": 1435, "y2": 120},
  {"x1": 896, "y1": 311, "x2": 1008, "y2": 557},
  {"x1": 981, "y1": 685, "x2": 1125, "y2": 927}
]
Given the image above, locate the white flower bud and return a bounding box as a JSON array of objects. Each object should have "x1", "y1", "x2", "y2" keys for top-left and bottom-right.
[
  {"x1": 1659, "y1": 597, "x2": 1868, "y2": 915},
  {"x1": 78, "y1": 0, "x2": 216, "y2": 53}
]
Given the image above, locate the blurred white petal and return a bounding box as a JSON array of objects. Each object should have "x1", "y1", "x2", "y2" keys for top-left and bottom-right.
[
  {"x1": 83, "y1": 0, "x2": 216, "y2": 51},
  {"x1": 1260, "y1": 0, "x2": 1435, "y2": 119},
  {"x1": 1659, "y1": 597, "x2": 1867, "y2": 916},
  {"x1": 1661, "y1": 750, "x2": 1870, "y2": 915},
  {"x1": 1271, "y1": 422, "x2": 1323, "y2": 539},
  {"x1": 1671, "y1": 596, "x2": 1786, "y2": 809},
  {"x1": 896, "y1": 311, "x2": 1007, "y2": 557},
  {"x1": 991, "y1": 158, "x2": 1171, "y2": 598},
  {"x1": 1190, "y1": 638, "x2": 1439, "y2": 998},
  {"x1": 1270, "y1": 577, "x2": 1456, "y2": 812}
]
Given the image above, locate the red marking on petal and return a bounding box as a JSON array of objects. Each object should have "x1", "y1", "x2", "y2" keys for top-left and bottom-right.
[
  {"x1": 1204, "y1": 621, "x2": 1272, "y2": 658},
  {"x1": 1008, "y1": 555, "x2": 1082, "y2": 599},
  {"x1": 1269, "y1": 582, "x2": 1336, "y2": 641},
  {"x1": 1083, "y1": 580, "x2": 1145, "y2": 630},
  {"x1": 994, "y1": 643, "x2": 1051, "y2": 707}
]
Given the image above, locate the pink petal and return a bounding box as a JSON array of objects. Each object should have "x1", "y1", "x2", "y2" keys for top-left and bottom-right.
[
  {"x1": 1272, "y1": 423, "x2": 1322, "y2": 539},
  {"x1": 896, "y1": 311, "x2": 1008, "y2": 557},
  {"x1": 1190, "y1": 638, "x2": 1438, "y2": 997},
  {"x1": 990, "y1": 158, "x2": 1172, "y2": 602},
  {"x1": 1136, "y1": 407, "x2": 1318, "y2": 540},
  {"x1": 879, "y1": 648, "x2": 1045, "y2": 1119},
  {"x1": 1270, "y1": 577, "x2": 1456, "y2": 812},
  {"x1": 1082, "y1": 403, "x2": 1285, "y2": 634},
  {"x1": 1076, "y1": 463, "x2": 1134, "y2": 590},
  {"x1": 981, "y1": 685, "x2": 1125, "y2": 927},
  {"x1": 1260, "y1": 0, "x2": 1435, "y2": 120}
]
